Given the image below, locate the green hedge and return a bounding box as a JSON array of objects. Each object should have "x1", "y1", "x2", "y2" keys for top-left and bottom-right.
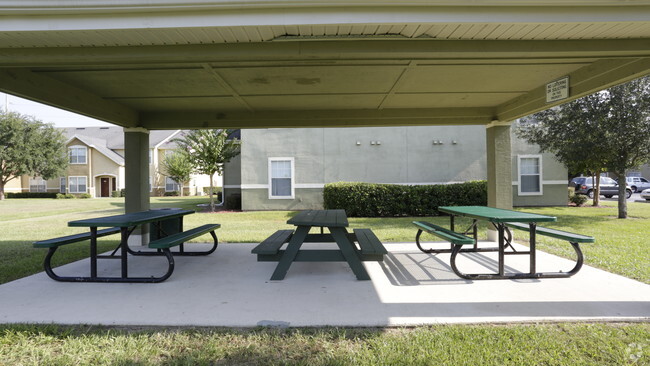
[
  {"x1": 6, "y1": 192, "x2": 58, "y2": 199},
  {"x1": 323, "y1": 181, "x2": 487, "y2": 217}
]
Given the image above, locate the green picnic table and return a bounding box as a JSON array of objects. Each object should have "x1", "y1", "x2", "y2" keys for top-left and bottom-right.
[
  {"x1": 252, "y1": 209, "x2": 387, "y2": 280},
  {"x1": 437, "y1": 206, "x2": 590, "y2": 280},
  {"x1": 34, "y1": 208, "x2": 219, "y2": 283}
]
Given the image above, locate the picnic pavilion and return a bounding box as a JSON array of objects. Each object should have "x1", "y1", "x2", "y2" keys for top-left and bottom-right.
[
  {"x1": 1, "y1": 1, "x2": 649, "y2": 218},
  {"x1": 2, "y1": 2, "x2": 650, "y2": 328}
]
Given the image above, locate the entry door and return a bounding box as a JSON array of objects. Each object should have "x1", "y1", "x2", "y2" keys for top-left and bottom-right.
[{"x1": 101, "y1": 178, "x2": 110, "y2": 197}]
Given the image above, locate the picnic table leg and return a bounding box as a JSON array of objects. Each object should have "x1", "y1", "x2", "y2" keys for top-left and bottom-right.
[
  {"x1": 270, "y1": 225, "x2": 309, "y2": 280},
  {"x1": 497, "y1": 223, "x2": 505, "y2": 277},
  {"x1": 120, "y1": 227, "x2": 129, "y2": 278},
  {"x1": 529, "y1": 222, "x2": 537, "y2": 274},
  {"x1": 90, "y1": 227, "x2": 98, "y2": 279},
  {"x1": 330, "y1": 227, "x2": 371, "y2": 280}
]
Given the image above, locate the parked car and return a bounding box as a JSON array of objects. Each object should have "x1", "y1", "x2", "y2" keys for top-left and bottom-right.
[
  {"x1": 624, "y1": 176, "x2": 650, "y2": 192},
  {"x1": 570, "y1": 176, "x2": 632, "y2": 199},
  {"x1": 641, "y1": 188, "x2": 650, "y2": 201}
]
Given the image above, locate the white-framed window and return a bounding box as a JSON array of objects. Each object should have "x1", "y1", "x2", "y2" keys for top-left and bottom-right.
[
  {"x1": 165, "y1": 177, "x2": 180, "y2": 192},
  {"x1": 69, "y1": 145, "x2": 87, "y2": 164},
  {"x1": 518, "y1": 155, "x2": 542, "y2": 195},
  {"x1": 149, "y1": 176, "x2": 153, "y2": 192},
  {"x1": 59, "y1": 177, "x2": 66, "y2": 193},
  {"x1": 268, "y1": 157, "x2": 295, "y2": 199},
  {"x1": 29, "y1": 177, "x2": 47, "y2": 192},
  {"x1": 69, "y1": 176, "x2": 87, "y2": 194}
]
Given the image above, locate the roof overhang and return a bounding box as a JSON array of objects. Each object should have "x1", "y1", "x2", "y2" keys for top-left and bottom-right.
[{"x1": 0, "y1": 1, "x2": 649, "y2": 129}]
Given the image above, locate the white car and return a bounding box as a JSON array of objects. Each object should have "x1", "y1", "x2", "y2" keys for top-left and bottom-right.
[
  {"x1": 641, "y1": 188, "x2": 650, "y2": 201},
  {"x1": 625, "y1": 177, "x2": 650, "y2": 192}
]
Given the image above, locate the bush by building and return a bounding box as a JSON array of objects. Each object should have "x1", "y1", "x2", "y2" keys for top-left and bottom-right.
[
  {"x1": 323, "y1": 181, "x2": 487, "y2": 217},
  {"x1": 6, "y1": 192, "x2": 58, "y2": 199}
]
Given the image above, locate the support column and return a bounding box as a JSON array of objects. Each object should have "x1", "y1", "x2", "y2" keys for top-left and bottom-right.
[
  {"x1": 124, "y1": 127, "x2": 150, "y2": 246},
  {"x1": 486, "y1": 121, "x2": 513, "y2": 241}
]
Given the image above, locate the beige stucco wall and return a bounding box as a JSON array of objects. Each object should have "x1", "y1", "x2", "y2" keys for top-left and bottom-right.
[
  {"x1": 91, "y1": 148, "x2": 121, "y2": 197},
  {"x1": 3, "y1": 176, "x2": 25, "y2": 193}
]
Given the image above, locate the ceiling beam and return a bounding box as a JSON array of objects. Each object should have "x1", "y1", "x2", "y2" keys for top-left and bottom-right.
[
  {"x1": 496, "y1": 57, "x2": 650, "y2": 121},
  {"x1": 0, "y1": 68, "x2": 139, "y2": 126},
  {"x1": 201, "y1": 64, "x2": 254, "y2": 112},
  {"x1": 140, "y1": 107, "x2": 495, "y2": 129},
  {"x1": 1, "y1": 39, "x2": 650, "y2": 67}
]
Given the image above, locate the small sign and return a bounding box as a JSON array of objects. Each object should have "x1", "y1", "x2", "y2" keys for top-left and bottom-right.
[{"x1": 546, "y1": 76, "x2": 569, "y2": 103}]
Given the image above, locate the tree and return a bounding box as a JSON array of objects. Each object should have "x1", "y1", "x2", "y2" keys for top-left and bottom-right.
[
  {"x1": 173, "y1": 129, "x2": 241, "y2": 211},
  {"x1": 517, "y1": 76, "x2": 650, "y2": 218},
  {"x1": 599, "y1": 77, "x2": 650, "y2": 218},
  {"x1": 159, "y1": 150, "x2": 193, "y2": 197},
  {"x1": 0, "y1": 111, "x2": 68, "y2": 200}
]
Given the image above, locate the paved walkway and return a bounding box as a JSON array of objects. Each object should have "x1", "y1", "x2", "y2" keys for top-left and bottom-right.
[{"x1": 1, "y1": 242, "x2": 648, "y2": 327}]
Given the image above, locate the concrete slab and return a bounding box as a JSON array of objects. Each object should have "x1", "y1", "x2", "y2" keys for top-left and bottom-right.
[{"x1": 1, "y1": 242, "x2": 648, "y2": 327}]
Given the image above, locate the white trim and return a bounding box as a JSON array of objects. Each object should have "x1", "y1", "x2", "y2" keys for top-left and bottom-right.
[
  {"x1": 237, "y1": 181, "x2": 479, "y2": 189},
  {"x1": 92, "y1": 173, "x2": 118, "y2": 179},
  {"x1": 29, "y1": 177, "x2": 47, "y2": 192},
  {"x1": 512, "y1": 180, "x2": 568, "y2": 185},
  {"x1": 123, "y1": 127, "x2": 149, "y2": 134},
  {"x1": 154, "y1": 130, "x2": 181, "y2": 149},
  {"x1": 295, "y1": 183, "x2": 324, "y2": 189},
  {"x1": 268, "y1": 157, "x2": 295, "y2": 199},
  {"x1": 485, "y1": 120, "x2": 513, "y2": 129},
  {"x1": 68, "y1": 145, "x2": 88, "y2": 164},
  {"x1": 68, "y1": 176, "x2": 88, "y2": 194},
  {"x1": 164, "y1": 176, "x2": 180, "y2": 192},
  {"x1": 517, "y1": 154, "x2": 543, "y2": 196}
]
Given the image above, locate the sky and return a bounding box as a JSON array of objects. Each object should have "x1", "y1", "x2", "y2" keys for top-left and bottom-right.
[{"x1": 1, "y1": 92, "x2": 112, "y2": 128}]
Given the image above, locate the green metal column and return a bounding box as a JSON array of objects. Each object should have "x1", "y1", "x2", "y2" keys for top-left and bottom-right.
[
  {"x1": 124, "y1": 128, "x2": 150, "y2": 246},
  {"x1": 486, "y1": 122, "x2": 513, "y2": 210}
]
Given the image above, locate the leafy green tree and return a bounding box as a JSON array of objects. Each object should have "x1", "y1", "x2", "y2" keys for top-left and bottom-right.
[
  {"x1": 173, "y1": 129, "x2": 241, "y2": 211},
  {"x1": 517, "y1": 76, "x2": 650, "y2": 218},
  {"x1": 160, "y1": 150, "x2": 193, "y2": 197},
  {"x1": 599, "y1": 76, "x2": 650, "y2": 218},
  {"x1": 0, "y1": 111, "x2": 68, "y2": 200}
]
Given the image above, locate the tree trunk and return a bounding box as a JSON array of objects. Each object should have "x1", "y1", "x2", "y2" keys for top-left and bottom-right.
[
  {"x1": 0, "y1": 180, "x2": 4, "y2": 200},
  {"x1": 209, "y1": 173, "x2": 215, "y2": 212},
  {"x1": 179, "y1": 181, "x2": 184, "y2": 197},
  {"x1": 592, "y1": 173, "x2": 601, "y2": 206},
  {"x1": 617, "y1": 171, "x2": 628, "y2": 219}
]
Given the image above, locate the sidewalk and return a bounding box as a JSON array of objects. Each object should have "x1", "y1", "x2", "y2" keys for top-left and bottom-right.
[{"x1": 0, "y1": 242, "x2": 648, "y2": 327}]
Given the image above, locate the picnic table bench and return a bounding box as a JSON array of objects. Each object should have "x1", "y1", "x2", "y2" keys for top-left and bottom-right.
[
  {"x1": 504, "y1": 222, "x2": 594, "y2": 276},
  {"x1": 33, "y1": 209, "x2": 220, "y2": 283},
  {"x1": 414, "y1": 206, "x2": 594, "y2": 280},
  {"x1": 252, "y1": 210, "x2": 387, "y2": 280}
]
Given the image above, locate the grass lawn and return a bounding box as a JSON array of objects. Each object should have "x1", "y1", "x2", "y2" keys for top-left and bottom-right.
[
  {"x1": 1, "y1": 197, "x2": 648, "y2": 284},
  {"x1": 1, "y1": 323, "x2": 648, "y2": 365},
  {"x1": 0, "y1": 197, "x2": 648, "y2": 365}
]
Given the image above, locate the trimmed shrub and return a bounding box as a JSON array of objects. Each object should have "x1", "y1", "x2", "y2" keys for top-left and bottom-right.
[
  {"x1": 55, "y1": 193, "x2": 76, "y2": 199},
  {"x1": 6, "y1": 192, "x2": 58, "y2": 199},
  {"x1": 164, "y1": 191, "x2": 179, "y2": 196},
  {"x1": 569, "y1": 189, "x2": 588, "y2": 206},
  {"x1": 79, "y1": 193, "x2": 92, "y2": 199},
  {"x1": 323, "y1": 181, "x2": 487, "y2": 217}
]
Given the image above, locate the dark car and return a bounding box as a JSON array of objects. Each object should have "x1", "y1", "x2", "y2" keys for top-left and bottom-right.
[{"x1": 571, "y1": 176, "x2": 632, "y2": 199}]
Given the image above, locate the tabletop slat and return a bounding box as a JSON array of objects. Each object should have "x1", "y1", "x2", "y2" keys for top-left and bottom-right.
[
  {"x1": 68, "y1": 208, "x2": 195, "y2": 227},
  {"x1": 438, "y1": 206, "x2": 556, "y2": 223},
  {"x1": 287, "y1": 210, "x2": 348, "y2": 227}
]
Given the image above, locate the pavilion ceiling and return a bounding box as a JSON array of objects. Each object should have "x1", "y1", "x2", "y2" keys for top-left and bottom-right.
[{"x1": 0, "y1": 1, "x2": 649, "y2": 129}]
